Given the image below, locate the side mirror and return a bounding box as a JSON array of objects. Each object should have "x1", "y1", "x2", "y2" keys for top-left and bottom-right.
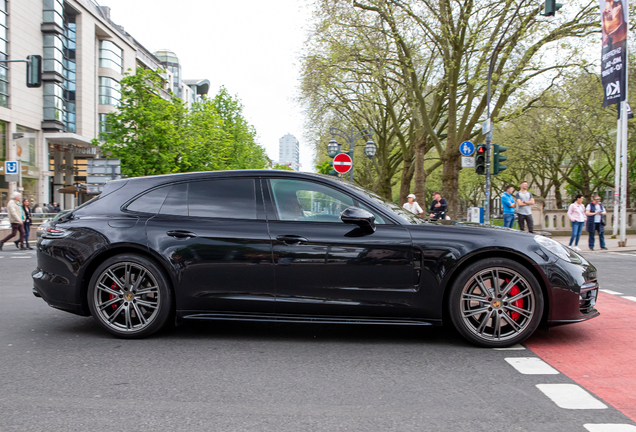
[{"x1": 341, "y1": 206, "x2": 376, "y2": 232}]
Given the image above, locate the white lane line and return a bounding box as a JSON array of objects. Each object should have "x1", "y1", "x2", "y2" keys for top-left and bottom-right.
[
  {"x1": 505, "y1": 357, "x2": 559, "y2": 375},
  {"x1": 493, "y1": 344, "x2": 526, "y2": 350},
  {"x1": 585, "y1": 425, "x2": 636, "y2": 432},
  {"x1": 622, "y1": 296, "x2": 636, "y2": 302},
  {"x1": 10, "y1": 256, "x2": 32, "y2": 259},
  {"x1": 600, "y1": 289, "x2": 624, "y2": 296},
  {"x1": 536, "y1": 384, "x2": 607, "y2": 409}
]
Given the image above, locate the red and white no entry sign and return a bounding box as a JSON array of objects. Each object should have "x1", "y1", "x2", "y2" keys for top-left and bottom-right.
[{"x1": 332, "y1": 153, "x2": 352, "y2": 174}]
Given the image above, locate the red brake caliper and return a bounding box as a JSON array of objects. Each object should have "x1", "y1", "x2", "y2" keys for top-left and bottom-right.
[
  {"x1": 109, "y1": 282, "x2": 119, "y2": 310},
  {"x1": 506, "y1": 279, "x2": 522, "y2": 321}
]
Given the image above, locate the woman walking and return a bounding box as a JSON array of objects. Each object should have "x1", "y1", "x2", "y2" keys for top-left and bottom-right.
[
  {"x1": 567, "y1": 195, "x2": 586, "y2": 251},
  {"x1": 15, "y1": 198, "x2": 33, "y2": 250}
]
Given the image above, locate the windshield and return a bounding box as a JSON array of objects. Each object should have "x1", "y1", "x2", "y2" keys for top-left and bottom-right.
[{"x1": 323, "y1": 176, "x2": 425, "y2": 225}]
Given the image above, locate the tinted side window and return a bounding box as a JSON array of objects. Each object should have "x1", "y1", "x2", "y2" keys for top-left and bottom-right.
[
  {"x1": 269, "y1": 178, "x2": 356, "y2": 223},
  {"x1": 127, "y1": 186, "x2": 171, "y2": 214},
  {"x1": 159, "y1": 183, "x2": 188, "y2": 216},
  {"x1": 188, "y1": 179, "x2": 256, "y2": 219}
]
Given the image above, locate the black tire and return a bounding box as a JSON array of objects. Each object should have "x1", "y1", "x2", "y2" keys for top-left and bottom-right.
[
  {"x1": 87, "y1": 253, "x2": 172, "y2": 338},
  {"x1": 448, "y1": 257, "x2": 544, "y2": 348}
]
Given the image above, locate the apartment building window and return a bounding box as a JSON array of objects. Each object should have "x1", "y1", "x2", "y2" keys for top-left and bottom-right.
[
  {"x1": 99, "y1": 77, "x2": 121, "y2": 106},
  {"x1": 0, "y1": 0, "x2": 8, "y2": 108},
  {"x1": 99, "y1": 40, "x2": 123, "y2": 74},
  {"x1": 43, "y1": 82, "x2": 64, "y2": 121},
  {"x1": 43, "y1": 0, "x2": 64, "y2": 28},
  {"x1": 63, "y1": 13, "x2": 76, "y2": 132},
  {"x1": 98, "y1": 113, "x2": 112, "y2": 140},
  {"x1": 43, "y1": 34, "x2": 64, "y2": 76}
]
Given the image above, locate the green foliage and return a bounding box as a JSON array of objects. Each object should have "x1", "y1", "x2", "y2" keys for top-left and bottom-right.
[
  {"x1": 273, "y1": 163, "x2": 294, "y2": 171},
  {"x1": 97, "y1": 69, "x2": 268, "y2": 177},
  {"x1": 315, "y1": 161, "x2": 331, "y2": 175}
]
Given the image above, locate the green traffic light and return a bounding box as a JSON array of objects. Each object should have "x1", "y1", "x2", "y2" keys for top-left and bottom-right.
[{"x1": 493, "y1": 144, "x2": 507, "y2": 175}]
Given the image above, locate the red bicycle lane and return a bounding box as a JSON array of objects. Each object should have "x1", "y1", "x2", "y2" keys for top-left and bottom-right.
[{"x1": 525, "y1": 292, "x2": 636, "y2": 422}]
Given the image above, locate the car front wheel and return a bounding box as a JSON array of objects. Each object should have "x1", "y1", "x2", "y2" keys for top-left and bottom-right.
[
  {"x1": 88, "y1": 254, "x2": 172, "y2": 338},
  {"x1": 449, "y1": 258, "x2": 544, "y2": 348}
]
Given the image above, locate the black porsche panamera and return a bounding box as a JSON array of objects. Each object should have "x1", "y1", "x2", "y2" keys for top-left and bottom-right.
[{"x1": 32, "y1": 170, "x2": 599, "y2": 347}]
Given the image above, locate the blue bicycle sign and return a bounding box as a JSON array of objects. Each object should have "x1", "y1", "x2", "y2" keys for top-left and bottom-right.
[{"x1": 459, "y1": 141, "x2": 475, "y2": 156}]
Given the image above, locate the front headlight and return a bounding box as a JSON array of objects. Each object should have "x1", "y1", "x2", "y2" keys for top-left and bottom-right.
[{"x1": 534, "y1": 235, "x2": 582, "y2": 264}]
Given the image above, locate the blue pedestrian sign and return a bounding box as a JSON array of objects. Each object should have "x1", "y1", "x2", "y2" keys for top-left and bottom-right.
[
  {"x1": 459, "y1": 141, "x2": 475, "y2": 156},
  {"x1": 4, "y1": 161, "x2": 18, "y2": 174}
]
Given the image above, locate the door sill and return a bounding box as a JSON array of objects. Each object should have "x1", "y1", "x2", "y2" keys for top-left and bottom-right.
[{"x1": 180, "y1": 312, "x2": 438, "y2": 326}]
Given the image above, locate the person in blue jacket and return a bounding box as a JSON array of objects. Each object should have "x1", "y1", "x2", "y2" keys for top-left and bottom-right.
[{"x1": 501, "y1": 185, "x2": 516, "y2": 228}]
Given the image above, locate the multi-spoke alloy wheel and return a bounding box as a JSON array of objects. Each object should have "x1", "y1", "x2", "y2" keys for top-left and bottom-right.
[
  {"x1": 88, "y1": 254, "x2": 172, "y2": 338},
  {"x1": 449, "y1": 258, "x2": 543, "y2": 348}
]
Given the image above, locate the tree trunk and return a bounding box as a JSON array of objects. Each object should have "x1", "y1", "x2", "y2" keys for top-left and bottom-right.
[
  {"x1": 399, "y1": 155, "x2": 415, "y2": 205},
  {"x1": 554, "y1": 180, "x2": 563, "y2": 209},
  {"x1": 442, "y1": 151, "x2": 461, "y2": 219},
  {"x1": 413, "y1": 138, "x2": 428, "y2": 203},
  {"x1": 377, "y1": 174, "x2": 392, "y2": 202}
]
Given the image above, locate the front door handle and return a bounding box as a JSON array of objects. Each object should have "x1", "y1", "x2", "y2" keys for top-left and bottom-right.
[
  {"x1": 276, "y1": 235, "x2": 308, "y2": 245},
  {"x1": 167, "y1": 230, "x2": 198, "y2": 239}
]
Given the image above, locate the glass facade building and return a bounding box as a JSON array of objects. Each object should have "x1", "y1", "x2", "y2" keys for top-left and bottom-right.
[
  {"x1": 42, "y1": 0, "x2": 76, "y2": 132},
  {"x1": 154, "y1": 50, "x2": 182, "y2": 98},
  {"x1": 99, "y1": 40, "x2": 123, "y2": 74},
  {"x1": 99, "y1": 77, "x2": 121, "y2": 106},
  {"x1": 0, "y1": 0, "x2": 8, "y2": 107}
]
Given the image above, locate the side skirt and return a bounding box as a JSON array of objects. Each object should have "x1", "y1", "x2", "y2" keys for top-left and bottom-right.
[{"x1": 179, "y1": 312, "x2": 441, "y2": 326}]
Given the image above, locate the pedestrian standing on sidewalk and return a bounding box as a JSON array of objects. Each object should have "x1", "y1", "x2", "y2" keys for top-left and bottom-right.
[
  {"x1": 515, "y1": 181, "x2": 535, "y2": 233},
  {"x1": 567, "y1": 194, "x2": 586, "y2": 251},
  {"x1": 403, "y1": 194, "x2": 424, "y2": 215},
  {"x1": 586, "y1": 195, "x2": 607, "y2": 251},
  {"x1": 501, "y1": 185, "x2": 516, "y2": 228},
  {"x1": 15, "y1": 198, "x2": 33, "y2": 250},
  {"x1": 0, "y1": 192, "x2": 26, "y2": 251}
]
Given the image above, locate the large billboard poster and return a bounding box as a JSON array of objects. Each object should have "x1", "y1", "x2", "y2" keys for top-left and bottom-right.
[{"x1": 600, "y1": 0, "x2": 628, "y2": 106}]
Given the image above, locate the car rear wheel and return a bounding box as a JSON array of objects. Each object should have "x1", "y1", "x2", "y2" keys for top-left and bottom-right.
[
  {"x1": 88, "y1": 254, "x2": 172, "y2": 338},
  {"x1": 448, "y1": 258, "x2": 543, "y2": 348}
]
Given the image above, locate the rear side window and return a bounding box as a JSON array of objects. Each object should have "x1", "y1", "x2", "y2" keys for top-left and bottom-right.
[
  {"x1": 188, "y1": 178, "x2": 256, "y2": 219},
  {"x1": 127, "y1": 186, "x2": 171, "y2": 214},
  {"x1": 159, "y1": 183, "x2": 188, "y2": 216}
]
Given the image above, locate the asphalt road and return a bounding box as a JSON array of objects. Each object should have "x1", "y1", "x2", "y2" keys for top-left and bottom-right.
[{"x1": 1, "y1": 248, "x2": 635, "y2": 432}]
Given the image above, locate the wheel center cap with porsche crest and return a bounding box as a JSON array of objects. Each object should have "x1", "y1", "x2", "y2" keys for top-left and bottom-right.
[
  {"x1": 124, "y1": 292, "x2": 133, "y2": 301},
  {"x1": 492, "y1": 300, "x2": 502, "y2": 308}
]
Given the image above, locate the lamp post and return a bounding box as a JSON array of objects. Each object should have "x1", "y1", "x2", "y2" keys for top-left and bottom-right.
[{"x1": 328, "y1": 126, "x2": 375, "y2": 181}]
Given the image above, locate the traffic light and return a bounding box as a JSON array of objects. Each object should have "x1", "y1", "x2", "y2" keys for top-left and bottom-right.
[
  {"x1": 475, "y1": 144, "x2": 486, "y2": 175},
  {"x1": 26, "y1": 55, "x2": 42, "y2": 88},
  {"x1": 493, "y1": 144, "x2": 507, "y2": 175},
  {"x1": 541, "y1": 0, "x2": 563, "y2": 16}
]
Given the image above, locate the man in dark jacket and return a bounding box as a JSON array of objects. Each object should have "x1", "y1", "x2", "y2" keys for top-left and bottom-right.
[
  {"x1": 585, "y1": 195, "x2": 607, "y2": 251},
  {"x1": 429, "y1": 191, "x2": 448, "y2": 220}
]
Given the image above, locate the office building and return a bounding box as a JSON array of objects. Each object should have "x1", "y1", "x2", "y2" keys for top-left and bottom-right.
[{"x1": 278, "y1": 133, "x2": 299, "y2": 171}]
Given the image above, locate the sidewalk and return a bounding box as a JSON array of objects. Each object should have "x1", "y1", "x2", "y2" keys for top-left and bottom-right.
[{"x1": 553, "y1": 233, "x2": 636, "y2": 253}]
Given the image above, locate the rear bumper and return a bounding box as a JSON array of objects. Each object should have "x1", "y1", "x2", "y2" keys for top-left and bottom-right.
[{"x1": 32, "y1": 268, "x2": 89, "y2": 316}]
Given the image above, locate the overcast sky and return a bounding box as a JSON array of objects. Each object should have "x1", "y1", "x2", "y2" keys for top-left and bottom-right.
[{"x1": 100, "y1": 0, "x2": 315, "y2": 171}]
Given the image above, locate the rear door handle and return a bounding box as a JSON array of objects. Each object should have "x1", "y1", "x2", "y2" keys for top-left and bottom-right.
[
  {"x1": 167, "y1": 230, "x2": 197, "y2": 239},
  {"x1": 276, "y1": 235, "x2": 308, "y2": 245}
]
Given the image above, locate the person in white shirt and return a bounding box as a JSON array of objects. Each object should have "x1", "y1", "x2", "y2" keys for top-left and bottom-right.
[
  {"x1": 403, "y1": 194, "x2": 424, "y2": 215},
  {"x1": 566, "y1": 194, "x2": 586, "y2": 251}
]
